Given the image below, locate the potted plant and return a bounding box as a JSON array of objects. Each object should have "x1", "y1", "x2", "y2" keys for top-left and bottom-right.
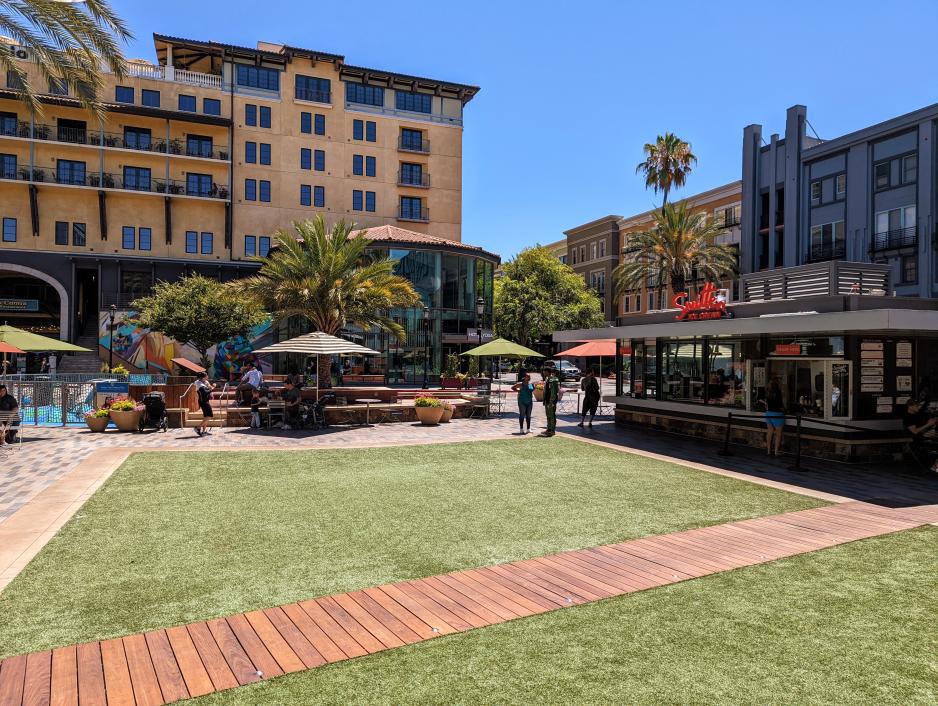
[
  {"x1": 440, "y1": 401, "x2": 454, "y2": 423},
  {"x1": 84, "y1": 408, "x2": 110, "y2": 432},
  {"x1": 414, "y1": 395, "x2": 444, "y2": 425},
  {"x1": 441, "y1": 353, "x2": 460, "y2": 389},
  {"x1": 534, "y1": 381, "x2": 545, "y2": 402},
  {"x1": 467, "y1": 356, "x2": 480, "y2": 389},
  {"x1": 108, "y1": 397, "x2": 143, "y2": 432}
]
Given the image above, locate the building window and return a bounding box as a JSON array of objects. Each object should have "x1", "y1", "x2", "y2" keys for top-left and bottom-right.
[
  {"x1": 295, "y1": 75, "x2": 330, "y2": 103},
  {"x1": 244, "y1": 235, "x2": 256, "y2": 257},
  {"x1": 123, "y1": 166, "x2": 151, "y2": 191},
  {"x1": 647, "y1": 291, "x2": 654, "y2": 310},
  {"x1": 259, "y1": 180, "x2": 270, "y2": 202},
  {"x1": 314, "y1": 114, "x2": 325, "y2": 135},
  {"x1": 314, "y1": 149, "x2": 325, "y2": 171},
  {"x1": 122, "y1": 226, "x2": 135, "y2": 249},
  {"x1": 0, "y1": 153, "x2": 16, "y2": 179},
  {"x1": 874, "y1": 205, "x2": 916, "y2": 248},
  {"x1": 245, "y1": 141, "x2": 256, "y2": 163},
  {"x1": 395, "y1": 90, "x2": 431, "y2": 114},
  {"x1": 874, "y1": 161, "x2": 890, "y2": 190},
  {"x1": 810, "y1": 180, "x2": 821, "y2": 202},
  {"x1": 314, "y1": 186, "x2": 325, "y2": 208},
  {"x1": 55, "y1": 221, "x2": 69, "y2": 245},
  {"x1": 623, "y1": 296, "x2": 630, "y2": 313},
  {"x1": 259, "y1": 143, "x2": 271, "y2": 165},
  {"x1": 115, "y1": 86, "x2": 133, "y2": 104},
  {"x1": 300, "y1": 184, "x2": 311, "y2": 206},
  {"x1": 301, "y1": 148, "x2": 312, "y2": 170},
  {"x1": 400, "y1": 162, "x2": 423, "y2": 186},
  {"x1": 245, "y1": 104, "x2": 257, "y2": 126},
  {"x1": 256, "y1": 106, "x2": 269, "y2": 129},
  {"x1": 366, "y1": 121, "x2": 376, "y2": 142},
  {"x1": 599, "y1": 240, "x2": 606, "y2": 257},
  {"x1": 123, "y1": 127, "x2": 151, "y2": 150},
  {"x1": 2, "y1": 217, "x2": 15, "y2": 242},
  {"x1": 634, "y1": 294, "x2": 641, "y2": 312},
  {"x1": 365, "y1": 156, "x2": 376, "y2": 177},
  {"x1": 48, "y1": 78, "x2": 68, "y2": 96},
  {"x1": 365, "y1": 191, "x2": 375, "y2": 212},
  {"x1": 56, "y1": 159, "x2": 85, "y2": 185},
  {"x1": 352, "y1": 154, "x2": 363, "y2": 176},
  {"x1": 300, "y1": 112, "x2": 311, "y2": 134},
  {"x1": 236, "y1": 65, "x2": 280, "y2": 91},
  {"x1": 901, "y1": 255, "x2": 917, "y2": 284},
  {"x1": 6, "y1": 71, "x2": 23, "y2": 90},
  {"x1": 590, "y1": 243, "x2": 597, "y2": 260},
  {"x1": 903, "y1": 154, "x2": 917, "y2": 184},
  {"x1": 400, "y1": 196, "x2": 422, "y2": 220},
  {"x1": 178, "y1": 94, "x2": 196, "y2": 112},
  {"x1": 186, "y1": 173, "x2": 212, "y2": 197},
  {"x1": 809, "y1": 220, "x2": 846, "y2": 261},
  {"x1": 0, "y1": 112, "x2": 17, "y2": 137},
  {"x1": 141, "y1": 89, "x2": 159, "y2": 107},
  {"x1": 345, "y1": 82, "x2": 384, "y2": 107},
  {"x1": 353, "y1": 119, "x2": 364, "y2": 141},
  {"x1": 138, "y1": 227, "x2": 151, "y2": 251},
  {"x1": 200, "y1": 232, "x2": 213, "y2": 254},
  {"x1": 185, "y1": 230, "x2": 197, "y2": 254},
  {"x1": 186, "y1": 135, "x2": 212, "y2": 158},
  {"x1": 245, "y1": 178, "x2": 256, "y2": 201},
  {"x1": 352, "y1": 189, "x2": 363, "y2": 211},
  {"x1": 401, "y1": 128, "x2": 423, "y2": 151},
  {"x1": 571, "y1": 248, "x2": 577, "y2": 265},
  {"x1": 259, "y1": 236, "x2": 271, "y2": 257},
  {"x1": 203, "y1": 98, "x2": 221, "y2": 116},
  {"x1": 835, "y1": 173, "x2": 846, "y2": 198}
]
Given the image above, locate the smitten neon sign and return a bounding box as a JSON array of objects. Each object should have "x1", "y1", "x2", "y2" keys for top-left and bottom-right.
[{"x1": 671, "y1": 282, "x2": 732, "y2": 321}]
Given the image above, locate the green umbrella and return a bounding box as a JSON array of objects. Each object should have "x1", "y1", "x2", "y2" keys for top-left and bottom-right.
[
  {"x1": 461, "y1": 338, "x2": 543, "y2": 358},
  {"x1": 0, "y1": 324, "x2": 91, "y2": 352}
]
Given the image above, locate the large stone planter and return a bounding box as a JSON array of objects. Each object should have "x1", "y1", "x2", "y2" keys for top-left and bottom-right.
[
  {"x1": 109, "y1": 409, "x2": 142, "y2": 432},
  {"x1": 415, "y1": 406, "x2": 444, "y2": 426},
  {"x1": 85, "y1": 415, "x2": 109, "y2": 433},
  {"x1": 440, "y1": 405, "x2": 454, "y2": 423},
  {"x1": 534, "y1": 386, "x2": 544, "y2": 402}
]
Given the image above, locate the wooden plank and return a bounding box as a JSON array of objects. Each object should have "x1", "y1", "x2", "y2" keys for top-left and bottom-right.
[
  {"x1": 569, "y1": 550, "x2": 663, "y2": 590},
  {"x1": 75, "y1": 643, "x2": 106, "y2": 706},
  {"x1": 99, "y1": 640, "x2": 134, "y2": 706},
  {"x1": 515, "y1": 559, "x2": 611, "y2": 601},
  {"x1": 437, "y1": 574, "x2": 529, "y2": 620},
  {"x1": 491, "y1": 562, "x2": 592, "y2": 604},
  {"x1": 163, "y1": 626, "x2": 213, "y2": 700},
  {"x1": 527, "y1": 558, "x2": 617, "y2": 599},
  {"x1": 345, "y1": 591, "x2": 423, "y2": 644},
  {"x1": 414, "y1": 577, "x2": 500, "y2": 626},
  {"x1": 296, "y1": 600, "x2": 369, "y2": 659},
  {"x1": 361, "y1": 588, "x2": 439, "y2": 640},
  {"x1": 225, "y1": 615, "x2": 283, "y2": 681},
  {"x1": 637, "y1": 537, "x2": 730, "y2": 572},
  {"x1": 0, "y1": 655, "x2": 27, "y2": 706},
  {"x1": 121, "y1": 635, "x2": 163, "y2": 706},
  {"x1": 474, "y1": 567, "x2": 566, "y2": 611},
  {"x1": 184, "y1": 623, "x2": 238, "y2": 692},
  {"x1": 314, "y1": 597, "x2": 387, "y2": 654},
  {"x1": 555, "y1": 552, "x2": 653, "y2": 592},
  {"x1": 23, "y1": 651, "x2": 51, "y2": 706},
  {"x1": 596, "y1": 544, "x2": 694, "y2": 582},
  {"x1": 541, "y1": 555, "x2": 630, "y2": 594},
  {"x1": 330, "y1": 594, "x2": 407, "y2": 649},
  {"x1": 278, "y1": 603, "x2": 349, "y2": 663},
  {"x1": 243, "y1": 611, "x2": 305, "y2": 674},
  {"x1": 261, "y1": 607, "x2": 326, "y2": 669},
  {"x1": 485, "y1": 564, "x2": 579, "y2": 606},
  {"x1": 461, "y1": 568, "x2": 553, "y2": 614},
  {"x1": 378, "y1": 583, "x2": 464, "y2": 634},
  {"x1": 654, "y1": 535, "x2": 754, "y2": 570},
  {"x1": 143, "y1": 631, "x2": 188, "y2": 704},
  {"x1": 204, "y1": 619, "x2": 261, "y2": 687},
  {"x1": 50, "y1": 646, "x2": 78, "y2": 706}
]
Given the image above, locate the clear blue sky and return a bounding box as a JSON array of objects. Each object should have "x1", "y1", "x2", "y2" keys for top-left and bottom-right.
[{"x1": 114, "y1": 0, "x2": 938, "y2": 259}]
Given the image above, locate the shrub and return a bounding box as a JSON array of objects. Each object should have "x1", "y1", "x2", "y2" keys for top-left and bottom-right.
[
  {"x1": 467, "y1": 356, "x2": 479, "y2": 378},
  {"x1": 443, "y1": 353, "x2": 460, "y2": 378},
  {"x1": 414, "y1": 395, "x2": 442, "y2": 408}
]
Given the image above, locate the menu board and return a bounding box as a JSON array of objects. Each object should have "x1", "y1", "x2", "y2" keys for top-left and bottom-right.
[{"x1": 858, "y1": 338, "x2": 915, "y2": 417}]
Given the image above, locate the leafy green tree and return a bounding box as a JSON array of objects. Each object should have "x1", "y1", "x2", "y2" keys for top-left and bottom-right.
[
  {"x1": 1, "y1": 0, "x2": 131, "y2": 115},
  {"x1": 635, "y1": 132, "x2": 696, "y2": 211},
  {"x1": 131, "y1": 274, "x2": 266, "y2": 371},
  {"x1": 614, "y1": 200, "x2": 738, "y2": 297},
  {"x1": 494, "y1": 246, "x2": 604, "y2": 348},
  {"x1": 235, "y1": 216, "x2": 420, "y2": 387}
]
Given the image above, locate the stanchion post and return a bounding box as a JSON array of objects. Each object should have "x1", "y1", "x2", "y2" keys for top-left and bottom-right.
[
  {"x1": 718, "y1": 412, "x2": 733, "y2": 456},
  {"x1": 792, "y1": 414, "x2": 803, "y2": 471}
]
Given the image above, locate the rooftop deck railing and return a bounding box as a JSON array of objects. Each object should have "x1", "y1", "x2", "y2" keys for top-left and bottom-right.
[{"x1": 872, "y1": 226, "x2": 917, "y2": 252}]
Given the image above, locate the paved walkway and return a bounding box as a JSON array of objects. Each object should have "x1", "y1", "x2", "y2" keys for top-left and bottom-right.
[{"x1": 0, "y1": 501, "x2": 935, "y2": 706}]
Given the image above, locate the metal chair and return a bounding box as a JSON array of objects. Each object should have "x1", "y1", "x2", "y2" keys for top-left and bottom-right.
[
  {"x1": 266, "y1": 401, "x2": 285, "y2": 429},
  {"x1": 466, "y1": 395, "x2": 490, "y2": 419},
  {"x1": 376, "y1": 404, "x2": 406, "y2": 424}
]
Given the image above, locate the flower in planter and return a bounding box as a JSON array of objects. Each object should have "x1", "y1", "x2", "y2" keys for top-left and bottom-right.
[
  {"x1": 414, "y1": 395, "x2": 442, "y2": 408},
  {"x1": 108, "y1": 396, "x2": 143, "y2": 412},
  {"x1": 84, "y1": 409, "x2": 110, "y2": 419}
]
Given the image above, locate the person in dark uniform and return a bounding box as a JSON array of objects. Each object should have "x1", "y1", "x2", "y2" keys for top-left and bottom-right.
[{"x1": 195, "y1": 372, "x2": 215, "y2": 437}]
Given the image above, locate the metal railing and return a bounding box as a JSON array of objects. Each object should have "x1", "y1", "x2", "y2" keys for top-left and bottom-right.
[
  {"x1": 398, "y1": 136, "x2": 430, "y2": 153},
  {"x1": 101, "y1": 293, "x2": 147, "y2": 308},
  {"x1": 8, "y1": 166, "x2": 229, "y2": 199},
  {"x1": 808, "y1": 241, "x2": 846, "y2": 263},
  {"x1": 294, "y1": 87, "x2": 331, "y2": 103},
  {"x1": 741, "y1": 260, "x2": 891, "y2": 301},
  {"x1": 398, "y1": 206, "x2": 429, "y2": 222},
  {"x1": 872, "y1": 226, "x2": 917, "y2": 251},
  {"x1": 397, "y1": 171, "x2": 431, "y2": 188}
]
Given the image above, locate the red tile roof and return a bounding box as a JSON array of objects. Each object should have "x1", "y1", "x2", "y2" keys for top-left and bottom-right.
[{"x1": 359, "y1": 225, "x2": 499, "y2": 261}]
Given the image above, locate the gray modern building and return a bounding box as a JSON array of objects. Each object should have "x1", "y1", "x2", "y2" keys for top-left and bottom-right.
[{"x1": 741, "y1": 102, "x2": 936, "y2": 297}]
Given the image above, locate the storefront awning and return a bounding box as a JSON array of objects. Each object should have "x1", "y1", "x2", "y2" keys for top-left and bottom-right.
[{"x1": 555, "y1": 308, "x2": 938, "y2": 343}]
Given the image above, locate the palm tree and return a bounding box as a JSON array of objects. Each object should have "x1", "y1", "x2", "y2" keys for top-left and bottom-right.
[
  {"x1": 236, "y1": 216, "x2": 421, "y2": 387},
  {"x1": 614, "y1": 201, "x2": 737, "y2": 300},
  {"x1": 635, "y1": 133, "x2": 697, "y2": 211},
  {"x1": 0, "y1": 0, "x2": 131, "y2": 115}
]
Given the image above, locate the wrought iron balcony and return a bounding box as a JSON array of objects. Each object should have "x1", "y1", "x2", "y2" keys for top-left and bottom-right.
[
  {"x1": 872, "y1": 226, "x2": 917, "y2": 252},
  {"x1": 808, "y1": 241, "x2": 846, "y2": 263},
  {"x1": 398, "y1": 136, "x2": 430, "y2": 154},
  {"x1": 397, "y1": 171, "x2": 430, "y2": 188},
  {"x1": 294, "y1": 87, "x2": 331, "y2": 104},
  {"x1": 398, "y1": 206, "x2": 429, "y2": 222},
  {"x1": 7, "y1": 166, "x2": 228, "y2": 199}
]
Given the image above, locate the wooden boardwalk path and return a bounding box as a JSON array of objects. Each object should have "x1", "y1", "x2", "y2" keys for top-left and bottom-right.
[{"x1": 1, "y1": 501, "x2": 935, "y2": 706}]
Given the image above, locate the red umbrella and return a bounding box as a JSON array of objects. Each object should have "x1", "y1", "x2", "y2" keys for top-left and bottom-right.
[
  {"x1": 556, "y1": 339, "x2": 629, "y2": 378},
  {"x1": 0, "y1": 342, "x2": 25, "y2": 354}
]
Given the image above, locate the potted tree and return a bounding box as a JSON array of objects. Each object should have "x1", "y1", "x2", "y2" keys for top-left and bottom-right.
[
  {"x1": 467, "y1": 355, "x2": 480, "y2": 389},
  {"x1": 108, "y1": 397, "x2": 143, "y2": 432},
  {"x1": 84, "y1": 408, "x2": 110, "y2": 432},
  {"x1": 414, "y1": 395, "x2": 444, "y2": 425},
  {"x1": 440, "y1": 353, "x2": 460, "y2": 390}
]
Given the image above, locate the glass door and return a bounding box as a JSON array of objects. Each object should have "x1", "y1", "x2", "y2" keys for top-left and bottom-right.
[{"x1": 827, "y1": 361, "x2": 851, "y2": 419}]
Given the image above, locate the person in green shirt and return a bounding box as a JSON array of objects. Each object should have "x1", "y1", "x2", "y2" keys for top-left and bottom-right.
[
  {"x1": 511, "y1": 371, "x2": 535, "y2": 434},
  {"x1": 539, "y1": 365, "x2": 560, "y2": 437}
]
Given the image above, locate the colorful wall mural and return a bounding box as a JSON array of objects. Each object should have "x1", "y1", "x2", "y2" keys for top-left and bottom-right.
[{"x1": 98, "y1": 311, "x2": 274, "y2": 379}]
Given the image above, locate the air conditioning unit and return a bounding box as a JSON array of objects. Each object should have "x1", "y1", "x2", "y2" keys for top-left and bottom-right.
[{"x1": 10, "y1": 45, "x2": 31, "y2": 61}]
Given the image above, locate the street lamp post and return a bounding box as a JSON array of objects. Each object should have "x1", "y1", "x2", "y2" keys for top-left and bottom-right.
[
  {"x1": 422, "y1": 305, "x2": 430, "y2": 390},
  {"x1": 108, "y1": 304, "x2": 116, "y2": 372},
  {"x1": 476, "y1": 297, "x2": 484, "y2": 347}
]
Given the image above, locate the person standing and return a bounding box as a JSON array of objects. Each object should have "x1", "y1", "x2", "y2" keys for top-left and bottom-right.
[
  {"x1": 539, "y1": 365, "x2": 560, "y2": 437},
  {"x1": 577, "y1": 367, "x2": 601, "y2": 428},
  {"x1": 760, "y1": 377, "x2": 786, "y2": 456},
  {"x1": 195, "y1": 372, "x2": 215, "y2": 437},
  {"x1": 511, "y1": 372, "x2": 535, "y2": 434}
]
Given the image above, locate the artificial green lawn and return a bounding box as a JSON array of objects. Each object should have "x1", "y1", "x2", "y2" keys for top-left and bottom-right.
[
  {"x1": 187, "y1": 527, "x2": 938, "y2": 706},
  {"x1": 0, "y1": 438, "x2": 824, "y2": 657}
]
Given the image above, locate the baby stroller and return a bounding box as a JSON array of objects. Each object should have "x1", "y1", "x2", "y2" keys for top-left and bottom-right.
[
  {"x1": 139, "y1": 391, "x2": 169, "y2": 432},
  {"x1": 299, "y1": 398, "x2": 328, "y2": 430}
]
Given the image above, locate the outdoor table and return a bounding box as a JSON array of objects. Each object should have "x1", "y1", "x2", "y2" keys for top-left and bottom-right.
[{"x1": 357, "y1": 398, "x2": 383, "y2": 426}]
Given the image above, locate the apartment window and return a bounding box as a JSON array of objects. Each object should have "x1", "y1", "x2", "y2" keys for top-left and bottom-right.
[
  {"x1": 345, "y1": 82, "x2": 384, "y2": 106},
  {"x1": 245, "y1": 104, "x2": 257, "y2": 126},
  {"x1": 590, "y1": 243, "x2": 597, "y2": 260},
  {"x1": 901, "y1": 255, "x2": 917, "y2": 284},
  {"x1": 56, "y1": 160, "x2": 85, "y2": 185},
  {"x1": 366, "y1": 121, "x2": 376, "y2": 142},
  {"x1": 115, "y1": 86, "x2": 133, "y2": 104},
  {"x1": 579, "y1": 246, "x2": 585, "y2": 263},
  {"x1": 301, "y1": 148, "x2": 312, "y2": 170},
  {"x1": 259, "y1": 106, "x2": 271, "y2": 128},
  {"x1": 244, "y1": 235, "x2": 256, "y2": 257},
  {"x1": 314, "y1": 149, "x2": 325, "y2": 171},
  {"x1": 141, "y1": 89, "x2": 160, "y2": 107},
  {"x1": 69, "y1": 222, "x2": 85, "y2": 246},
  {"x1": 300, "y1": 184, "x2": 311, "y2": 206},
  {"x1": 200, "y1": 232, "x2": 213, "y2": 255},
  {"x1": 300, "y1": 112, "x2": 312, "y2": 134},
  {"x1": 6, "y1": 71, "x2": 23, "y2": 90},
  {"x1": 314, "y1": 114, "x2": 325, "y2": 135},
  {"x1": 401, "y1": 128, "x2": 423, "y2": 151},
  {"x1": 186, "y1": 135, "x2": 212, "y2": 158},
  {"x1": 123, "y1": 166, "x2": 151, "y2": 191},
  {"x1": 48, "y1": 78, "x2": 68, "y2": 96},
  {"x1": 0, "y1": 112, "x2": 16, "y2": 136},
  {"x1": 122, "y1": 226, "x2": 135, "y2": 250},
  {"x1": 634, "y1": 294, "x2": 641, "y2": 312},
  {"x1": 295, "y1": 75, "x2": 330, "y2": 103},
  {"x1": 203, "y1": 98, "x2": 221, "y2": 116},
  {"x1": 245, "y1": 178, "x2": 256, "y2": 201},
  {"x1": 835, "y1": 174, "x2": 846, "y2": 198},
  {"x1": 874, "y1": 161, "x2": 890, "y2": 190},
  {"x1": 352, "y1": 189, "x2": 363, "y2": 211},
  {"x1": 365, "y1": 156, "x2": 376, "y2": 177},
  {"x1": 400, "y1": 196, "x2": 422, "y2": 219},
  {"x1": 395, "y1": 90, "x2": 431, "y2": 114},
  {"x1": 186, "y1": 173, "x2": 212, "y2": 197},
  {"x1": 809, "y1": 220, "x2": 846, "y2": 260},
  {"x1": 623, "y1": 296, "x2": 630, "y2": 313},
  {"x1": 123, "y1": 127, "x2": 151, "y2": 150},
  {"x1": 365, "y1": 191, "x2": 375, "y2": 212},
  {"x1": 259, "y1": 236, "x2": 271, "y2": 257},
  {"x1": 599, "y1": 240, "x2": 606, "y2": 257},
  {"x1": 245, "y1": 141, "x2": 257, "y2": 163},
  {"x1": 185, "y1": 231, "x2": 197, "y2": 253},
  {"x1": 353, "y1": 119, "x2": 364, "y2": 141},
  {"x1": 0, "y1": 153, "x2": 16, "y2": 179},
  {"x1": 55, "y1": 221, "x2": 69, "y2": 245},
  {"x1": 875, "y1": 206, "x2": 916, "y2": 246},
  {"x1": 259, "y1": 180, "x2": 270, "y2": 202},
  {"x1": 400, "y1": 162, "x2": 423, "y2": 185},
  {"x1": 810, "y1": 180, "x2": 821, "y2": 202},
  {"x1": 314, "y1": 186, "x2": 325, "y2": 208},
  {"x1": 138, "y1": 227, "x2": 151, "y2": 251},
  {"x1": 259, "y1": 143, "x2": 271, "y2": 165},
  {"x1": 352, "y1": 154, "x2": 363, "y2": 175},
  {"x1": 647, "y1": 291, "x2": 654, "y2": 311},
  {"x1": 903, "y1": 154, "x2": 917, "y2": 184},
  {"x1": 236, "y1": 65, "x2": 280, "y2": 91},
  {"x1": 2, "y1": 217, "x2": 15, "y2": 242},
  {"x1": 178, "y1": 94, "x2": 196, "y2": 112}
]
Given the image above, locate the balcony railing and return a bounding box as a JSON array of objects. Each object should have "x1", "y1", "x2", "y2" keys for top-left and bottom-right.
[
  {"x1": 123, "y1": 63, "x2": 223, "y2": 90},
  {"x1": 294, "y1": 87, "x2": 331, "y2": 104},
  {"x1": 808, "y1": 241, "x2": 846, "y2": 263},
  {"x1": 6, "y1": 166, "x2": 228, "y2": 199},
  {"x1": 398, "y1": 206, "x2": 429, "y2": 222},
  {"x1": 397, "y1": 171, "x2": 430, "y2": 188},
  {"x1": 0, "y1": 122, "x2": 229, "y2": 160},
  {"x1": 398, "y1": 136, "x2": 430, "y2": 154},
  {"x1": 872, "y1": 226, "x2": 917, "y2": 252}
]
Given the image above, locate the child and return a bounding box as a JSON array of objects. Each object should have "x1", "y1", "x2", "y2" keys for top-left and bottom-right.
[{"x1": 249, "y1": 388, "x2": 268, "y2": 428}]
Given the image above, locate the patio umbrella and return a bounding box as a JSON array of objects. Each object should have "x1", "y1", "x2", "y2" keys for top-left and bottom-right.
[
  {"x1": 0, "y1": 341, "x2": 25, "y2": 376},
  {"x1": 461, "y1": 338, "x2": 544, "y2": 384},
  {"x1": 253, "y1": 331, "x2": 381, "y2": 400},
  {"x1": 556, "y1": 339, "x2": 620, "y2": 377},
  {"x1": 0, "y1": 324, "x2": 90, "y2": 352}
]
